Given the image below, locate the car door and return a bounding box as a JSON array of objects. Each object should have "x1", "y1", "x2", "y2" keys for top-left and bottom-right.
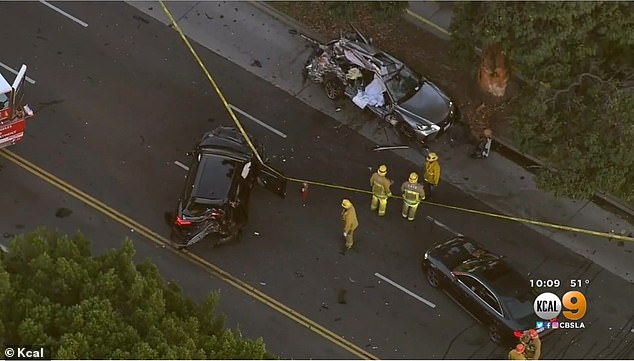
[
  {"x1": 454, "y1": 274, "x2": 492, "y2": 323},
  {"x1": 256, "y1": 164, "x2": 287, "y2": 198}
]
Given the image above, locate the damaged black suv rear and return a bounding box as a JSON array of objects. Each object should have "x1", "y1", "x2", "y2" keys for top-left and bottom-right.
[
  {"x1": 301, "y1": 25, "x2": 459, "y2": 145},
  {"x1": 171, "y1": 126, "x2": 286, "y2": 248}
]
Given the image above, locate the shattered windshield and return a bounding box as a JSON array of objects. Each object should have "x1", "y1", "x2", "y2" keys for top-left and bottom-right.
[{"x1": 384, "y1": 66, "x2": 421, "y2": 103}]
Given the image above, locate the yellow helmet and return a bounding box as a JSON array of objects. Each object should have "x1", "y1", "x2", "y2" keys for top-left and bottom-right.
[
  {"x1": 409, "y1": 172, "x2": 419, "y2": 183},
  {"x1": 341, "y1": 199, "x2": 353, "y2": 209},
  {"x1": 427, "y1": 152, "x2": 438, "y2": 162},
  {"x1": 378, "y1": 164, "x2": 388, "y2": 176}
]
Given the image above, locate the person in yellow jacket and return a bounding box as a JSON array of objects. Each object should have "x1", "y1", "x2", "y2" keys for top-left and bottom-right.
[
  {"x1": 508, "y1": 344, "x2": 526, "y2": 360},
  {"x1": 521, "y1": 329, "x2": 541, "y2": 360},
  {"x1": 400, "y1": 172, "x2": 426, "y2": 221},
  {"x1": 369, "y1": 164, "x2": 393, "y2": 216},
  {"x1": 424, "y1": 152, "x2": 441, "y2": 197},
  {"x1": 341, "y1": 199, "x2": 359, "y2": 250}
]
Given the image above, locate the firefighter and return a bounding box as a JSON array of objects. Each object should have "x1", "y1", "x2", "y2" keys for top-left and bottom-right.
[
  {"x1": 508, "y1": 344, "x2": 526, "y2": 360},
  {"x1": 401, "y1": 172, "x2": 426, "y2": 221},
  {"x1": 341, "y1": 199, "x2": 359, "y2": 250},
  {"x1": 524, "y1": 329, "x2": 541, "y2": 360},
  {"x1": 369, "y1": 164, "x2": 393, "y2": 216},
  {"x1": 424, "y1": 152, "x2": 441, "y2": 197}
]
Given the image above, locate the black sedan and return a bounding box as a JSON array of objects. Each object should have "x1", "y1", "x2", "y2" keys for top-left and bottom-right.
[
  {"x1": 171, "y1": 126, "x2": 286, "y2": 248},
  {"x1": 422, "y1": 236, "x2": 548, "y2": 345}
]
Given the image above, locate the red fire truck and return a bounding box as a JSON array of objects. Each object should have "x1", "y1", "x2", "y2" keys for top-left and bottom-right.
[{"x1": 1, "y1": 64, "x2": 34, "y2": 149}]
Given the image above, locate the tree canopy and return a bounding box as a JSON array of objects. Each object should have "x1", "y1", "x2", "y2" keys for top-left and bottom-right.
[
  {"x1": 450, "y1": 2, "x2": 634, "y2": 202},
  {"x1": 0, "y1": 230, "x2": 271, "y2": 359}
]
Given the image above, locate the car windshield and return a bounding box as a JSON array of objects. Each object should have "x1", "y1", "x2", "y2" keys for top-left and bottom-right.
[
  {"x1": 504, "y1": 290, "x2": 538, "y2": 321},
  {"x1": 384, "y1": 66, "x2": 421, "y2": 103},
  {"x1": 184, "y1": 198, "x2": 213, "y2": 217}
]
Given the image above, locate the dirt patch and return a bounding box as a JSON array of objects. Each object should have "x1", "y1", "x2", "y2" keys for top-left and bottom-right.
[{"x1": 269, "y1": 1, "x2": 505, "y2": 141}]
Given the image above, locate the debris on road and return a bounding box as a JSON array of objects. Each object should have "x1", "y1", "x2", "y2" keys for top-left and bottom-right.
[
  {"x1": 301, "y1": 182, "x2": 309, "y2": 204},
  {"x1": 55, "y1": 207, "x2": 73, "y2": 218},
  {"x1": 338, "y1": 289, "x2": 347, "y2": 304},
  {"x1": 373, "y1": 145, "x2": 409, "y2": 151},
  {"x1": 259, "y1": 282, "x2": 267, "y2": 286},
  {"x1": 254, "y1": 231, "x2": 260, "y2": 236}
]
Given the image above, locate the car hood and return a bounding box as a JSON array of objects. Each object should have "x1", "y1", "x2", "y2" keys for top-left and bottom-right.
[{"x1": 396, "y1": 82, "x2": 450, "y2": 125}]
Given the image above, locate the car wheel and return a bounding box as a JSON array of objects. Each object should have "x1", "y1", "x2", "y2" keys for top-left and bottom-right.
[
  {"x1": 488, "y1": 321, "x2": 503, "y2": 345},
  {"x1": 425, "y1": 265, "x2": 441, "y2": 288},
  {"x1": 323, "y1": 74, "x2": 343, "y2": 100}
]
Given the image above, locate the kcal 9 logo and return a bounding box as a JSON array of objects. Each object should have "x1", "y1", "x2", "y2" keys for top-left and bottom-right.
[{"x1": 533, "y1": 291, "x2": 587, "y2": 321}]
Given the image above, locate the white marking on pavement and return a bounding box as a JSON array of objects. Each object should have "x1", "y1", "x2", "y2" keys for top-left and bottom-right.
[
  {"x1": 174, "y1": 160, "x2": 189, "y2": 171},
  {"x1": 426, "y1": 216, "x2": 462, "y2": 236},
  {"x1": 374, "y1": 272, "x2": 436, "y2": 309},
  {"x1": 0, "y1": 243, "x2": 7, "y2": 253},
  {"x1": 0, "y1": 62, "x2": 36, "y2": 84},
  {"x1": 39, "y1": 1, "x2": 88, "y2": 28},
  {"x1": 229, "y1": 104, "x2": 287, "y2": 138}
]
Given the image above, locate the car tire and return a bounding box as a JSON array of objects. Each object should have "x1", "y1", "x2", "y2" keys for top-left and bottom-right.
[
  {"x1": 425, "y1": 264, "x2": 441, "y2": 288},
  {"x1": 488, "y1": 321, "x2": 504, "y2": 345},
  {"x1": 323, "y1": 74, "x2": 343, "y2": 100}
]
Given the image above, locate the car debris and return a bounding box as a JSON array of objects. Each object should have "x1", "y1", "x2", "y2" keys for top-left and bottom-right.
[
  {"x1": 300, "y1": 25, "x2": 459, "y2": 147},
  {"x1": 373, "y1": 145, "x2": 410, "y2": 151}
]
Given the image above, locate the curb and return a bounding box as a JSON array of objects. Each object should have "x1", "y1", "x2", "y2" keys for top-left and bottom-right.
[{"x1": 253, "y1": 1, "x2": 634, "y2": 219}]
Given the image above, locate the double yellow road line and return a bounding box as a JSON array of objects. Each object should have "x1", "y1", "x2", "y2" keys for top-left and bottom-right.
[{"x1": 0, "y1": 148, "x2": 378, "y2": 360}]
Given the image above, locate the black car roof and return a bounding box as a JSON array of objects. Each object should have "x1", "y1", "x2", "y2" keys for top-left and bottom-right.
[{"x1": 191, "y1": 153, "x2": 241, "y2": 203}]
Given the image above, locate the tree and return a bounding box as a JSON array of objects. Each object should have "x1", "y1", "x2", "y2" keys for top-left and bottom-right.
[
  {"x1": 0, "y1": 229, "x2": 272, "y2": 359},
  {"x1": 450, "y1": 2, "x2": 634, "y2": 202}
]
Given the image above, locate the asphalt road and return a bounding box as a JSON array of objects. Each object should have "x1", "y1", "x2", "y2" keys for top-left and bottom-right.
[{"x1": 1, "y1": 2, "x2": 632, "y2": 359}]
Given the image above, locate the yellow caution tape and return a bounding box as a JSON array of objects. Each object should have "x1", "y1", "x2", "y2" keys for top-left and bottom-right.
[{"x1": 159, "y1": 2, "x2": 634, "y2": 244}]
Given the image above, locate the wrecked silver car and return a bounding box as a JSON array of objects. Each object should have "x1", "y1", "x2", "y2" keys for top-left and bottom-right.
[{"x1": 301, "y1": 26, "x2": 459, "y2": 144}]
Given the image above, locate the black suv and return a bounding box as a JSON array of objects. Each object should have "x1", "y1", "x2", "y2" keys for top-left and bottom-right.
[
  {"x1": 171, "y1": 126, "x2": 286, "y2": 248},
  {"x1": 422, "y1": 236, "x2": 550, "y2": 345}
]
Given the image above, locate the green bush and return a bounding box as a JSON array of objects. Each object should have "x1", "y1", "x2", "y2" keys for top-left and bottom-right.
[{"x1": 0, "y1": 230, "x2": 272, "y2": 359}]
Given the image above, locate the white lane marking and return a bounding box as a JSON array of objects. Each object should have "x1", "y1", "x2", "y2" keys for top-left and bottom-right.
[
  {"x1": 174, "y1": 160, "x2": 189, "y2": 171},
  {"x1": 229, "y1": 104, "x2": 287, "y2": 139},
  {"x1": 374, "y1": 272, "x2": 436, "y2": 309},
  {"x1": 0, "y1": 62, "x2": 36, "y2": 84},
  {"x1": 0, "y1": 243, "x2": 8, "y2": 253},
  {"x1": 426, "y1": 216, "x2": 462, "y2": 236},
  {"x1": 39, "y1": 1, "x2": 89, "y2": 28}
]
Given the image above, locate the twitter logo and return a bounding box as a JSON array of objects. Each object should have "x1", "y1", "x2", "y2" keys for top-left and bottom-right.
[{"x1": 536, "y1": 321, "x2": 544, "y2": 329}]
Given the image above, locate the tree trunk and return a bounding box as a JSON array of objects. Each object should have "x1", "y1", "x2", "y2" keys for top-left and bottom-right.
[{"x1": 478, "y1": 43, "x2": 509, "y2": 98}]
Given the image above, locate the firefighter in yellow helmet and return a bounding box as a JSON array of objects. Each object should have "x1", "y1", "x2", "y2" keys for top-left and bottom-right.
[
  {"x1": 424, "y1": 152, "x2": 441, "y2": 198},
  {"x1": 341, "y1": 199, "x2": 359, "y2": 250},
  {"x1": 508, "y1": 344, "x2": 526, "y2": 360},
  {"x1": 369, "y1": 164, "x2": 393, "y2": 216},
  {"x1": 401, "y1": 172, "x2": 426, "y2": 221},
  {"x1": 521, "y1": 329, "x2": 541, "y2": 360}
]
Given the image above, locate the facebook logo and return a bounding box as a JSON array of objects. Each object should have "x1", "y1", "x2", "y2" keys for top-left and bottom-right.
[
  {"x1": 545, "y1": 322, "x2": 552, "y2": 329},
  {"x1": 536, "y1": 321, "x2": 544, "y2": 329}
]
